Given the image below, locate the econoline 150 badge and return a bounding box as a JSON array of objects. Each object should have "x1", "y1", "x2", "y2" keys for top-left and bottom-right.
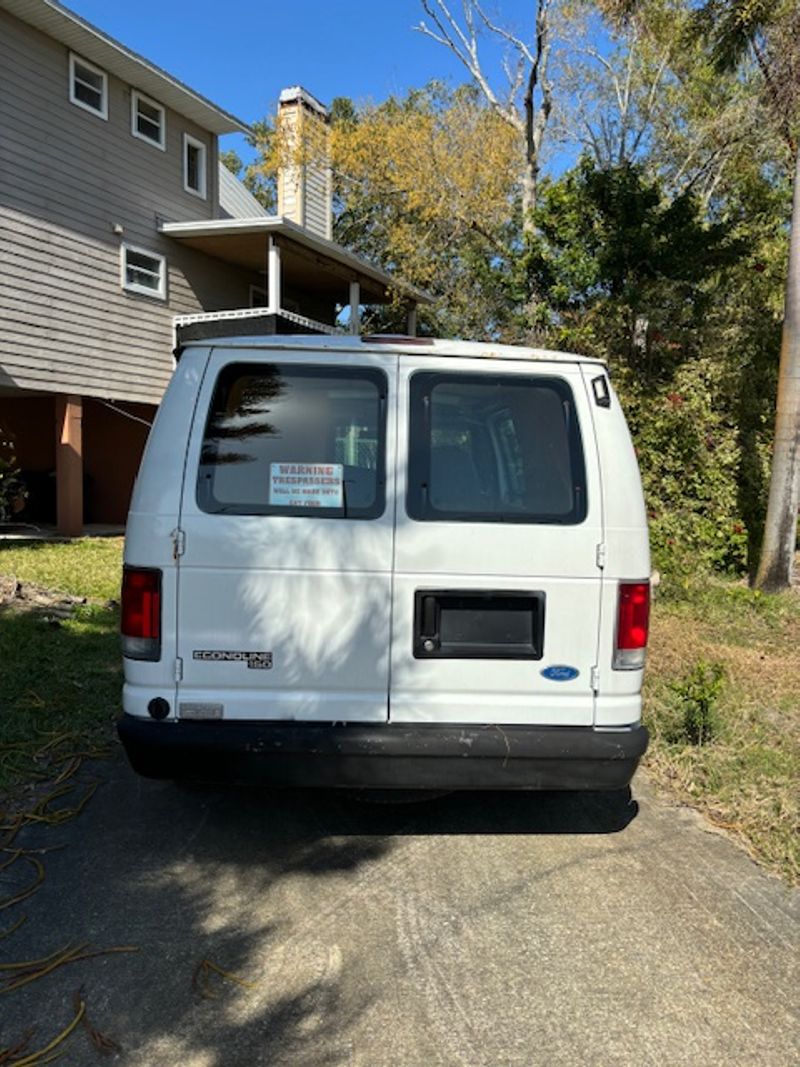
[
  {"x1": 193, "y1": 650, "x2": 273, "y2": 670},
  {"x1": 541, "y1": 665, "x2": 580, "y2": 682}
]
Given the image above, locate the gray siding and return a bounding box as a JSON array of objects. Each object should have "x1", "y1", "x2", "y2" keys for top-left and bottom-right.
[
  {"x1": 304, "y1": 164, "x2": 332, "y2": 239},
  {"x1": 0, "y1": 10, "x2": 259, "y2": 404}
]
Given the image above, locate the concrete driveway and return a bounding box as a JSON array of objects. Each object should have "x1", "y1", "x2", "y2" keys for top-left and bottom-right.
[{"x1": 2, "y1": 760, "x2": 798, "y2": 1066}]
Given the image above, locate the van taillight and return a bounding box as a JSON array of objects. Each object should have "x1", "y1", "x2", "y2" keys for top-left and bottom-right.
[
  {"x1": 613, "y1": 581, "x2": 650, "y2": 670},
  {"x1": 121, "y1": 566, "x2": 162, "y2": 661}
]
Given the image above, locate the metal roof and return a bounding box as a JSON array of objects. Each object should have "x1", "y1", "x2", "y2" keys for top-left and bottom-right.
[
  {"x1": 0, "y1": 0, "x2": 249, "y2": 134},
  {"x1": 160, "y1": 216, "x2": 433, "y2": 305},
  {"x1": 218, "y1": 163, "x2": 268, "y2": 220},
  {"x1": 179, "y1": 332, "x2": 602, "y2": 365}
]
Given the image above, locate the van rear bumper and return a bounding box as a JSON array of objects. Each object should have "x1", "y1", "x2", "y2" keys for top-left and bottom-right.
[{"x1": 117, "y1": 715, "x2": 648, "y2": 791}]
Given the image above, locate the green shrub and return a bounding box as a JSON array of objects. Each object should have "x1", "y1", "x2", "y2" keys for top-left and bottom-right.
[
  {"x1": 614, "y1": 359, "x2": 748, "y2": 588},
  {"x1": 669, "y1": 660, "x2": 725, "y2": 746}
]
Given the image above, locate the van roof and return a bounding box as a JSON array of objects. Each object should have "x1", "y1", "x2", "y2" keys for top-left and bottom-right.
[{"x1": 182, "y1": 334, "x2": 605, "y2": 366}]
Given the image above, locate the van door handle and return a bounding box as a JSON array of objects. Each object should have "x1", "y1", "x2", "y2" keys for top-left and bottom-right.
[
  {"x1": 420, "y1": 595, "x2": 437, "y2": 637},
  {"x1": 418, "y1": 595, "x2": 440, "y2": 652}
]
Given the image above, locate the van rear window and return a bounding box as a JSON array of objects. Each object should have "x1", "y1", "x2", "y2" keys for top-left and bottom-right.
[
  {"x1": 407, "y1": 372, "x2": 587, "y2": 524},
  {"x1": 197, "y1": 363, "x2": 387, "y2": 519}
]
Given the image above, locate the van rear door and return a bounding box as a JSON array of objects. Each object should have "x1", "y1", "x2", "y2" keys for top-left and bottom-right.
[
  {"x1": 391, "y1": 356, "x2": 603, "y2": 726},
  {"x1": 174, "y1": 347, "x2": 395, "y2": 723}
]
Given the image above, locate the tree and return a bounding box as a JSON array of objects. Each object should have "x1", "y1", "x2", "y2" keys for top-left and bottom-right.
[
  {"x1": 220, "y1": 148, "x2": 243, "y2": 175},
  {"x1": 558, "y1": 7, "x2": 671, "y2": 169},
  {"x1": 236, "y1": 83, "x2": 524, "y2": 335},
  {"x1": 691, "y1": 0, "x2": 800, "y2": 591},
  {"x1": 415, "y1": 0, "x2": 556, "y2": 234},
  {"x1": 330, "y1": 84, "x2": 522, "y2": 337},
  {"x1": 220, "y1": 122, "x2": 277, "y2": 212},
  {"x1": 525, "y1": 155, "x2": 758, "y2": 576},
  {"x1": 560, "y1": 0, "x2": 765, "y2": 210},
  {"x1": 524, "y1": 156, "x2": 744, "y2": 362}
]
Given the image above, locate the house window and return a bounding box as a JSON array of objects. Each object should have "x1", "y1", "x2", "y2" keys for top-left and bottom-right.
[
  {"x1": 69, "y1": 53, "x2": 108, "y2": 119},
  {"x1": 121, "y1": 244, "x2": 166, "y2": 300},
  {"x1": 132, "y1": 91, "x2": 165, "y2": 149},
  {"x1": 183, "y1": 134, "x2": 207, "y2": 198}
]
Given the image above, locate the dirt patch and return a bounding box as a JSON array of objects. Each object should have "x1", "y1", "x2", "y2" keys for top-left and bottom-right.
[{"x1": 0, "y1": 575, "x2": 115, "y2": 620}]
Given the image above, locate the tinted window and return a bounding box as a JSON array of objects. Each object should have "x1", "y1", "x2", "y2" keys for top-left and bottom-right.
[
  {"x1": 198, "y1": 363, "x2": 387, "y2": 519},
  {"x1": 407, "y1": 372, "x2": 586, "y2": 524}
]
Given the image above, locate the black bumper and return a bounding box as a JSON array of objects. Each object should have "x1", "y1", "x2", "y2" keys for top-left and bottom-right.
[{"x1": 117, "y1": 715, "x2": 648, "y2": 791}]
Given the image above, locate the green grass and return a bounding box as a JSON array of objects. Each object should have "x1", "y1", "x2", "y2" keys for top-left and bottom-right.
[
  {"x1": 644, "y1": 577, "x2": 800, "y2": 885},
  {"x1": 0, "y1": 537, "x2": 124, "y2": 601},
  {"x1": 0, "y1": 606, "x2": 121, "y2": 790},
  {"x1": 0, "y1": 539, "x2": 123, "y2": 792}
]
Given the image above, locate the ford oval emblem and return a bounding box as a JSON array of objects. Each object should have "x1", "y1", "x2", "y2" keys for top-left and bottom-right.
[{"x1": 541, "y1": 665, "x2": 580, "y2": 682}]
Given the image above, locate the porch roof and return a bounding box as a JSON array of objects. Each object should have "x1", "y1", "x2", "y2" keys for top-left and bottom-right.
[{"x1": 159, "y1": 216, "x2": 432, "y2": 306}]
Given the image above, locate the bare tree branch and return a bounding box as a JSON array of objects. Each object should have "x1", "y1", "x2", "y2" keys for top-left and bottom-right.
[
  {"x1": 417, "y1": 0, "x2": 507, "y2": 118},
  {"x1": 626, "y1": 51, "x2": 670, "y2": 161},
  {"x1": 473, "y1": 1, "x2": 537, "y2": 66},
  {"x1": 415, "y1": 0, "x2": 556, "y2": 232}
]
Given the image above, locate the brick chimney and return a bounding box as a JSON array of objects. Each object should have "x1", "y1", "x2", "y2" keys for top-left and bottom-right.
[{"x1": 277, "y1": 86, "x2": 332, "y2": 240}]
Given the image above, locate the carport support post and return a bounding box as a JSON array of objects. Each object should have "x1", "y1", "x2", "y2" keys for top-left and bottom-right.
[
  {"x1": 349, "y1": 280, "x2": 361, "y2": 334},
  {"x1": 406, "y1": 304, "x2": 418, "y2": 337},
  {"x1": 55, "y1": 394, "x2": 83, "y2": 538},
  {"x1": 267, "y1": 235, "x2": 281, "y2": 314}
]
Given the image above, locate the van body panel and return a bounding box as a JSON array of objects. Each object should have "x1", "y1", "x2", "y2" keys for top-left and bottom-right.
[
  {"x1": 390, "y1": 356, "x2": 604, "y2": 726},
  {"x1": 174, "y1": 567, "x2": 392, "y2": 721},
  {"x1": 594, "y1": 694, "x2": 644, "y2": 726},
  {"x1": 389, "y1": 575, "x2": 601, "y2": 725},
  {"x1": 577, "y1": 367, "x2": 650, "y2": 725},
  {"x1": 173, "y1": 347, "x2": 397, "y2": 723},
  {"x1": 127, "y1": 350, "x2": 211, "y2": 518},
  {"x1": 122, "y1": 354, "x2": 214, "y2": 717},
  {"x1": 580, "y1": 371, "x2": 649, "y2": 568},
  {"x1": 602, "y1": 528, "x2": 651, "y2": 578}
]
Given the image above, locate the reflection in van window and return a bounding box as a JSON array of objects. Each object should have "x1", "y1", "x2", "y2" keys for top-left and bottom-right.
[
  {"x1": 197, "y1": 363, "x2": 386, "y2": 519},
  {"x1": 408, "y1": 372, "x2": 587, "y2": 524}
]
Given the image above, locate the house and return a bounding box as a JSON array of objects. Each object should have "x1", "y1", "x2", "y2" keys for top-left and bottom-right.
[{"x1": 0, "y1": 0, "x2": 428, "y2": 535}]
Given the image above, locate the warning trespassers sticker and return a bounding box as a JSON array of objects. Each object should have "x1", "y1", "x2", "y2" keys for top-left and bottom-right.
[{"x1": 269, "y1": 462, "x2": 344, "y2": 508}]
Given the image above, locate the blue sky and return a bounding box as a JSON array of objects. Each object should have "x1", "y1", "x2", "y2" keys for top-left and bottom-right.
[{"x1": 62, "y1": 0, "x2": 543, "y2": 161}]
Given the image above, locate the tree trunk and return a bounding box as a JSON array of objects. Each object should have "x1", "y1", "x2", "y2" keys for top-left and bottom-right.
[
  {"x1": 522, "y1": 165, "x2": 537, "y2": 237},
  {"x1": 753, "y1": 141, "x2": 800, "y2": 592}
]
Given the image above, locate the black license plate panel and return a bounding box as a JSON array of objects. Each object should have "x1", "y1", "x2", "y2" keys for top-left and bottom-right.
[{"x1": 413, "y1": 590, "x2": 545, "y2": 659}]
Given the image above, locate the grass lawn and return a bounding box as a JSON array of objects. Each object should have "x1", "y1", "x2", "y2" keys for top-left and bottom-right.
[
  {"x1": 0, "y1": 538, "x2": 797, "y2": 882},
  {"x1": 0, "y1": 537, "x2": 124, "y2": 601},
  {"x1": 644, "y1": 580, "x2": 800, "y2": 885},
  {"x1": 0, "y1": 539, "x2": 123, "y2": 792}
]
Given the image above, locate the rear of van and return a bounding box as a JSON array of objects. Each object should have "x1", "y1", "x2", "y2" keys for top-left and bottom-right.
[{"x1": 118, "y1": 336, "x2": 649, "y2": 790}]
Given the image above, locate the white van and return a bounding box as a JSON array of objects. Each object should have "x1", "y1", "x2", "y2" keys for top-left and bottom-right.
[{"x1": 118, "y1": 334, "x2": 650, "y2": 790}]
